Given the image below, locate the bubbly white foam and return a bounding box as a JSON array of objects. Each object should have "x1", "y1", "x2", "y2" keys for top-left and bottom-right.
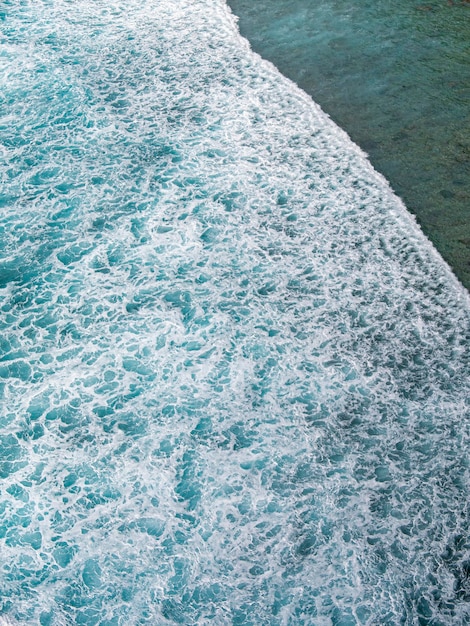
[{"x1": 0, "y1": 0, "x2": 469, "y2": 624}]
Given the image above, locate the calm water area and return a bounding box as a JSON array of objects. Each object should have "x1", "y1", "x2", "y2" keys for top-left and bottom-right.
[{"x1": 227, "y1": 0, "x2": 470, "y2": 289}]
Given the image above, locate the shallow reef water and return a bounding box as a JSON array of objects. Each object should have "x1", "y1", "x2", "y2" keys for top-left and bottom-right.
[
  {"x1": 228, "y1": 0, "x2": 470, "y2": 289},
  {"x1": 0, "y1": 0, "x2": 469, "y2": 624}
]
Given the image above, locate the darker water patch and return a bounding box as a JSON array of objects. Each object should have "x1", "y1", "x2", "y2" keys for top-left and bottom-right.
[{"x1": 227, "y1": 0, "x2": 470, "y2": 290}]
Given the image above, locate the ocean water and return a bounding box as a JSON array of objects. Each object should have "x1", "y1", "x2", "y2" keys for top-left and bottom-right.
[
  {"x1": 227, "y1": 0, "x2": 470, "y2": 290},
  {"x1": 0, "y1": 1, "x2": 469, "y2": 624}
]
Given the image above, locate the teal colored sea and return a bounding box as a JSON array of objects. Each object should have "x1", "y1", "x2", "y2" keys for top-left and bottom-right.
[
  {"x1": 0, "y1": 1, "x2": 469, "y2": 624},
  {"x1": 228, "y1": 0, "x2": 470, "y2": 289}
]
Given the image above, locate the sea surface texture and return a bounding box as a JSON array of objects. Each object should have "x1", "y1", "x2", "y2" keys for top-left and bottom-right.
[{"x1": 0, "y1": 1, "x2": 469, "y2": 624}]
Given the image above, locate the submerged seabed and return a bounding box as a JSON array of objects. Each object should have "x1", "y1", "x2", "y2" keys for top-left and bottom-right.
[{"x1": 0, "y1": 0, "x2": 469, "y2": 624}]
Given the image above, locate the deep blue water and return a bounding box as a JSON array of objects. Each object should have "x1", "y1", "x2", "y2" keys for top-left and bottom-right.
[{"x1": 0, "y1": 1, "x2": 469, "y2": 624}]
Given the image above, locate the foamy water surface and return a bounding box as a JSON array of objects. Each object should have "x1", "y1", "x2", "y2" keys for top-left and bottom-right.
[{"x1": 0, "y1": 1, "x2": 469, "y2": 624}]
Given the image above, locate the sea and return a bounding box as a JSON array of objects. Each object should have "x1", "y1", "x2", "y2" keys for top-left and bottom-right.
[
  {"x1": 0, "y1": 1, "x2": 469, "y2": 624},
  {"x1": 227, "y1": 0, "x2": 470, "y2": 290}
]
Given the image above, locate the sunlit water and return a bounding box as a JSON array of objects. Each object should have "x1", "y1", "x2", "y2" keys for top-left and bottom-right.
[{"x1": 0, "y1": 1, "x2": 469, "y2": 624}]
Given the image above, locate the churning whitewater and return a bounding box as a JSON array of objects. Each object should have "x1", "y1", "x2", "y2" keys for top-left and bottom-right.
[{"x1": 0, "y1": 0, "x2": 469, "y2": 624}]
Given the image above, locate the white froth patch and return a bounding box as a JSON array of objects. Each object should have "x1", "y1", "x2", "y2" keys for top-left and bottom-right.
[{"x1": 0, "y1": 0, "x2": 469, "y2": 624}]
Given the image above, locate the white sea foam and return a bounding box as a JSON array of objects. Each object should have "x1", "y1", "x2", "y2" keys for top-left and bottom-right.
[{"x1": 0, "y1": 0, "x2": 469, "y2": 624}]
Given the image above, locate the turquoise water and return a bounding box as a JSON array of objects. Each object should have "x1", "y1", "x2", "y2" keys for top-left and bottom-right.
[
  {"x1": 227, "y1": 0, "x2": 470, "y2": 289},
  {"x1": 0, "y1": 0, "x2": 470, "y2": 624}
]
